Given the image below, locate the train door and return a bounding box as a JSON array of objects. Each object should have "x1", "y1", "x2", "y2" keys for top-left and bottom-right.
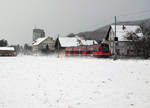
[
  {"x1": 92, "y1": 47, "x2": 98, "y2": 55},
  {"x1": 81, "y1": 47, "x2": 87, "y2": 55},
  {"x1": 87, "y1": 46, "x2": 93, "y2": 56}
]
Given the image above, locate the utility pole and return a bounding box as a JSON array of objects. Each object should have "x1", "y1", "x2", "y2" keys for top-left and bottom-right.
[
  {"x1": 57, "y1": 34, "x2": 60, "y2": 58},
  {"x1": 114, "y1": 16, "x2": 117, "y2": 60}
]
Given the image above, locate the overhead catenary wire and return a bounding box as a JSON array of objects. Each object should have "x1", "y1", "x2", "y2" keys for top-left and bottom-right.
[
  {"x1": 118, "y1": 9, "x2": 150, "y2": 17},
  {"x1": 75, "y1": 9, "x2": 150, "y2": 33},
  {"x1": 117, "y1": 9, "x2": 150, "y2": 22},
  {"x1": 82, "y1": 16, "x2": 114, "y2": 29}
]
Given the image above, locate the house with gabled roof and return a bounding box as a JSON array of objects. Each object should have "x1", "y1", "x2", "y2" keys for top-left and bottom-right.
[
  {"x1": 0, "y1": 47, "x2": 15, "y2": 56},
  {"x1": 55, "y1": 36, "x2": 98, "y2": 50},
  {"x1": 32, "y1": 36, "x2": 55, "y2": 52},
  {"x1": 104, "y1": 25, "x2": 144, "y2": 56}
]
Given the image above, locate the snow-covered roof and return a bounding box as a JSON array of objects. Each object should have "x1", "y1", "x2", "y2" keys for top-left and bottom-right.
[
  {"x1": 0, "y1": 47, "x2": 15, "y2": 51},
  {"x1": 59, "y1": 37, "x2": 98, "y2": 47},
  {"x1": 111, "y1": 25, "x2": 144, "y2": 41},
  {"x1": 32, "y1": 37, "x2": 48, "y2": 46},
  {"x1": 80, "y1": 40, "x2": 98, "y2": 45},
  {"x1": 59, "y1": 37, "x2": 79, "y2": 47}
]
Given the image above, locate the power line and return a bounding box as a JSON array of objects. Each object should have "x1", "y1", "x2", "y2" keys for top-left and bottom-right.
[
  {"x1": 75, "y1": 16, "x2": 114, "y2": 33},
  {"x1": 117, "y1": 9, "x2": 150, "y2": 23},
  {"x1": 118, "y1": 9, "x2": 150, "y2": 17},
  {"x1": 75, "y1": 9, "x2": 150, "y2": 33}
]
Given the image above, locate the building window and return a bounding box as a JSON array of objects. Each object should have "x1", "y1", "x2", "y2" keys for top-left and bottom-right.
[{"x1": 116, "y1": 49, "x2": 120, "y2": 55}]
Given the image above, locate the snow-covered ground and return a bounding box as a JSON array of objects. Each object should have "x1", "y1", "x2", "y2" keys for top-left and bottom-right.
[{"x1": 0, "y1": 56, "x2": 150, "y2": 108}]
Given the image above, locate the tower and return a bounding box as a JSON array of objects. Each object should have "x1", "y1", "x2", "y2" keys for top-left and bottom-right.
[{"x1": 33, "y1": 29, "x2": 45, "y2": 41}]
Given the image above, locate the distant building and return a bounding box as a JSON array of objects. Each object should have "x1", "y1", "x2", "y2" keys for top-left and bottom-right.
[
  {"x1": 0, "y1": 47, "x2": 15, "y2": 56},
  {"x1": 105, "y1": 25, "x2": 144, "y2": 56},
  {"x1": 32, "y1": 36, "x2": 55, "y2": 52},
  {"x1": 33, "y1": 29, "x2": 45, "y2": 41}
]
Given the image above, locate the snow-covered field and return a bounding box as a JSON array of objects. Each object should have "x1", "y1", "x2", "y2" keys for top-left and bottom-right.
[{"x1": 0, "y1": 56, "x2": 150, "y2": 108}]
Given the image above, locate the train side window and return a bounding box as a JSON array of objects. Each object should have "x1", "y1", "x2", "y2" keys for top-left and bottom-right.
[
  {"x1": 102, "y1": 44, "x2": 109, "y2": 53},
  {"x1": 99, "y1": 48, "x2": 101, "y2": 51},
  {"x1": 93, "y1": 48, "x2": 97, "y2": 52}
]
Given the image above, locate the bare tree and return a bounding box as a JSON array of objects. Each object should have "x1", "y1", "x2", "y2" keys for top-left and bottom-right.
[
  {"x1": 0, "y1": 39, "x2": 8, "y2": 47},
  {"x1": 125, "y1": 30, "x2": 150, "y2": 59}
]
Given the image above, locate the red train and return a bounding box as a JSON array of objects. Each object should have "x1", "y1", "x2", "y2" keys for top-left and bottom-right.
[{"x1": 65, "y1": 43, "x2": 111, "y2": 57}]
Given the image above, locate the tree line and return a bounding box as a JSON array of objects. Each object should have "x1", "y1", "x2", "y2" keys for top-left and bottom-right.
[{"x1": 0, "y1": 39, "x2": 32, "y2": 55}]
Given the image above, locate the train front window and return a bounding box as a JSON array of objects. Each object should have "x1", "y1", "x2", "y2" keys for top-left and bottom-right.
[{"x1": 102, "y1": 44, "x2": 109, "y2": 53}]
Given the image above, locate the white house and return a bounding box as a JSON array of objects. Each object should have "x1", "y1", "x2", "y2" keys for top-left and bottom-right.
[
  {"x1": 105, "y1": 25, "x2": 144, "y2": 56},
  {"x1": 32, "y1": 36, "x2": 55, "y2": 52}
]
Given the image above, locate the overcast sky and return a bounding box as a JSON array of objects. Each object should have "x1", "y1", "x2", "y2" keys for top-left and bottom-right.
[{"x1": 0, "y1": 0, "x2": 150, "y2": 45}]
